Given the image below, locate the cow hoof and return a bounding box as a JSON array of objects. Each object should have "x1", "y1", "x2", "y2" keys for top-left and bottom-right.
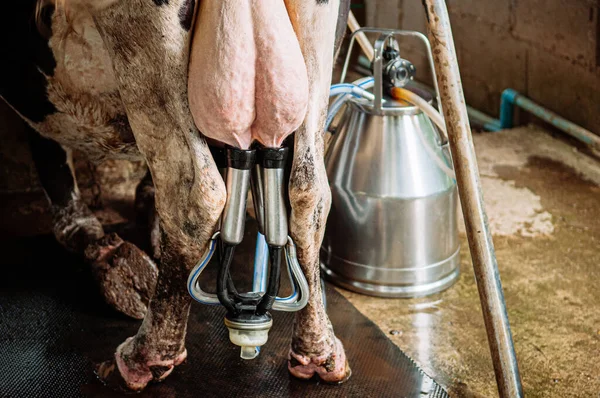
[
  {"x1": 52, "y1": 201, "x2": 104, "y2": 254},
  {"x1": 85, "y1": 233, "x2": 158, "y2": 319},
  {"x1": 288, "y1": 337, "x2": 351, "y2": 384},
  {"x1": 96, "y1": 337, "x2": 187, "y2": 391},
  {"x1": 95, "y1": 359, "x2": 131, "y2": 392}
]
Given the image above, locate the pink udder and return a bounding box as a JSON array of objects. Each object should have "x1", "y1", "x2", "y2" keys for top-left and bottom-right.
[{"x1": 188, "y1": 0, "x2": 309, "y2": 149}]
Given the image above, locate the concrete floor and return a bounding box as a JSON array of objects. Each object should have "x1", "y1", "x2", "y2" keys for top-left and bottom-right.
[{"x1": 337, "y1": 126, "x2": 600, "y2": 397}]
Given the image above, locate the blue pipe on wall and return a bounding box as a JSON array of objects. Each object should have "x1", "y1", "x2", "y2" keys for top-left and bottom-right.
[
  {"x1": 497, "y1": 89, "x2": 517, "y2": 130},
  {"x1": 488, "y1": 89, "x2": 600, "y2": 152}
]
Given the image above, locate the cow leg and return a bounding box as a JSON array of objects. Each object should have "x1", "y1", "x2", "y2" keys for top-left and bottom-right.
[
  {"x1": 26, "y1": 125, "x2": 158, "y2": 320},
  {"x1": 92, "y1": 0, "x2": 226, "y2": 390},
  {"x1": 27, "y1": 127, "x2": 104, "y2": 253},
  {"x1": 283, "y1": 0, "x2": 350, "y2": 384},
  {"x1": 134, "y1": 169, "x2": 161, "y2": 260}
]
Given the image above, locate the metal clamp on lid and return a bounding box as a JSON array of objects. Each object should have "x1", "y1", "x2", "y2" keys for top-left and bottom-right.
[{"x1": 370, "y1": 39, "x2": 416, "y2": 99}]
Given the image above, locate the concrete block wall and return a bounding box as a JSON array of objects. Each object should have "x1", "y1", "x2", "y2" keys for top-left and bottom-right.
[{"x1": 362, "y1": 0, "x2": 600, "y2": 135}]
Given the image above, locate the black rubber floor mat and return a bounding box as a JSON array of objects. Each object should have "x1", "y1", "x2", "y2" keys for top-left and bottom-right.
[{"x1": 0, "y1": 230, "x2": 449, "y2": 398}]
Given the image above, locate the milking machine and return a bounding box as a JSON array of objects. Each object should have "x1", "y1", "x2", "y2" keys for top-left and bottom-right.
[{"x1": 187, "y1": 143, "x2": 309, "y2": 360}]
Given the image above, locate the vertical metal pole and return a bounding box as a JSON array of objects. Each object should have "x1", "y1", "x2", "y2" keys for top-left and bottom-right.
[{"x1": 422, "y1": 1, "x2": 523, "y2": 397}]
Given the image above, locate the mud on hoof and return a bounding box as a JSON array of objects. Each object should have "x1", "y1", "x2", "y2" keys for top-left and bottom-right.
[
  {"x1": 288, "y1": 337, "x2": 351, "y2": 384},
  {"x1": 84, "y1": 233, "x2": 158, "y2": 319},
  {"x1": 96, "y1": 337, "x2": 188, "y2": 391},
  {"x1": 52, "y1": 200, "x2": 104, "y2": 254}
]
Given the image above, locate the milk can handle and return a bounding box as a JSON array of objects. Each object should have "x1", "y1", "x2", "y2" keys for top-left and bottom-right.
[{"x1": 372, "y1": 34, "x2": 385, "y2": 114}]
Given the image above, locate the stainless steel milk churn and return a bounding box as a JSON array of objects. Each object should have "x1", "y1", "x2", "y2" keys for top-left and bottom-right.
[{"x1": 320, "y1": 29, "x2": 460, "y2": 298}]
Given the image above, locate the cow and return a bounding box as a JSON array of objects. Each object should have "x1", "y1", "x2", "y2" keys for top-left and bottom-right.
[{"x1": 1, "y1": 0, "x2": 352, "y2": 390}]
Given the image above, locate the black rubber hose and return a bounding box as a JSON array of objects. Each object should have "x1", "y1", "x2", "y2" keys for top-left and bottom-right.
[
  {"x1": 217, "y1": 244, "x2": 238, "y2": 315},
  {"x1": 227, "y1": 270, "x2": 243, "y2": 301},
  {"x1": 212, "y1": 240, "x2": 238, "y2": 297},
  {"x1": 257, "y1": 245, "x2": 282, "y2": 314},
  {"x1": 214, "y1": 224, "x2": 240, "y2": 300}
]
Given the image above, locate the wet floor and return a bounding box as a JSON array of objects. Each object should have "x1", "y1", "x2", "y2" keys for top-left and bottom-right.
[{"x1": 338, "y1": 126, "x2": 600, "y2": 397}]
